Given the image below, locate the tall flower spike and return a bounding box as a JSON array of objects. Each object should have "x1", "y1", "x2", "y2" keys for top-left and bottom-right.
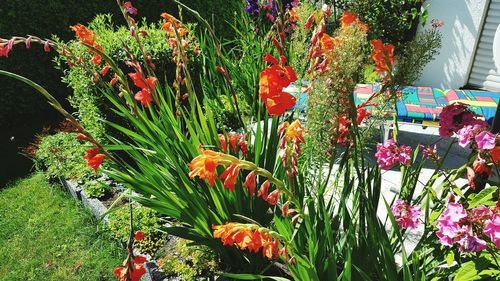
[{"x1": 212, "y1": 223, "x2": 285, "y2": 260}]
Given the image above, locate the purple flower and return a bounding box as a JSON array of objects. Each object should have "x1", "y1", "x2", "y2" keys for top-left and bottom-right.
[
  {"x1": 391, "y1": 199, "x2": 422, "y2": 229},
  {"x1": 245, "y1": 0, "x2": 259, "y2": 16},
  {"x1": 458, "y1": 234, "x2": 488, "y2": 252},
  {"x1": 475, "y1": 131, "x2": 497, "y2": 150}
]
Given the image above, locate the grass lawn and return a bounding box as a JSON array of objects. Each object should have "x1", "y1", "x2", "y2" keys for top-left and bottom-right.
[{"x1": 0, "y1": 173, "x2": 124, "y2": 281}]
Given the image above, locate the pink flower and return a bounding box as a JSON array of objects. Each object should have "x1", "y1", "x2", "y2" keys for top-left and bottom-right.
[
  {"x1": 439, "y1": 103, "x2": 480, "y2": 138},
  {"x1": 375, "y1": 139, "x2": 413, "y2": 170},
  {"x1": 475, "y1": 131, "x2": 497, "y2": 150},
  {"x1": 484, "y1": 213, "x2": 500, "y2": 249},
  {"x1": 391, "y1": 199, "x2": 422, "y2": 229},
  {"x1": 458, "y1": 234, "x2": 487, "y2": 252},
  {"x1": 124, "y1": 1, "x2": 138, "y2": 15},
  {"x1": 421, "y1": 144, "x2": 440, "y2": 162}
]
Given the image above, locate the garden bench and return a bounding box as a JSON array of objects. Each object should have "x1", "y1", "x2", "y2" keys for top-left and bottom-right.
[{"x1": 286, "y1": 83, "x2": 500, "y2": 141}]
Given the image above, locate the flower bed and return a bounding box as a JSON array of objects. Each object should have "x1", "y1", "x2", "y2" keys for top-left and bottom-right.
[{"x1": 1, "y1": 0, "x2": 499, "y2": 280}]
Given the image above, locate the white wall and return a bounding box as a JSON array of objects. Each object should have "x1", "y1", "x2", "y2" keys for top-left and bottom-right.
[{"x1": 416, "y1": 0, "x2": 489, "y2": 89}]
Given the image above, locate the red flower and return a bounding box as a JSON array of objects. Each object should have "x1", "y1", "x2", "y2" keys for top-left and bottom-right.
[
  {"x1": 340, "y1": 11, "x2": 357, "y2": 27},
  {"x1": 492, "y1": 147, "x2": 500, "y2": 164},
  {"x1": 128, "y1": 72, "x2": 158, "y2": 107},
  {"x1": 258, "y1": 180, "x2": 270, "y2": 200},
  {"x1": 219, "y1": 164, "x2": 240, "y2": 191},
  {"x1": 124, "y1": 1, "x2": 138, "y2": 15},
  {"x1": 244, "y1": 171, "x2": 257, "y2": 196},
  {"x1": 84, "y1": 148, "x2": 106, "y2": 172},
  {"x1": 259, "y1": 54, "x2": 297, "y2": 116},
  {"x1": 370, "y1": 39, "x2": 395, "y2": 74},
  {"x1": 0, "y1": 45, "x2": 11, "y2": 57},
  {"x1": 70, "y1": 24, "x2": 96, "y2": 46},
  {"x1": 100, "y1": 64, "x2": 111, "y2": 76},
  {"x1": 218, "y1": 134, "x2": 228, "y2": 152},
  {"x1": 134, "y1": 230, "x2": 145, "y2": 241},
  {"x1": 266, "y1": 190, "x2": 280, "y2": 205},
  {"x1": 134, "y1": 88, "x2": 153, "y2": 107}
]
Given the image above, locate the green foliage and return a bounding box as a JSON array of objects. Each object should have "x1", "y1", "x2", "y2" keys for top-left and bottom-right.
[
  {"x1": 157, "y1": 239, "x2": 218, "y2": 280},
  {"x1": 333, "y1": 0, "x2": 425, "y2": 46},
  {"x1": 390, "y1": 29, "x2": 442, "y2": 87},
  {"x1": 34, "y1": 131, "x2": 111, "y2": 198},
  {"x1": 34, "y1": 132, "x2": 91, "y2": 181},
  {"x1": 0, "y1": 173, "x2": 124, "y2": 280},
  {"x1": 107, "y1": 204, "x2": 167, "y2": 257}
]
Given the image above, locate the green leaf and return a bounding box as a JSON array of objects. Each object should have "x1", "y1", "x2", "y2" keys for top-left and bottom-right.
[
  {"x1": 468, "y1": 187, "x2": 498, "y2": 208},
  {"x1": 446, "y1": 251, "x2": 454, "y2": 267},
  {"x1": 453, "y1": 258, "x2": 490, "y2": 281}
]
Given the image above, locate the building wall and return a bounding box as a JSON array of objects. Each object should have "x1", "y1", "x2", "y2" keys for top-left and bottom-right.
[{"x1": 416, "y1": 0, "x2": 490, "y2": 89}]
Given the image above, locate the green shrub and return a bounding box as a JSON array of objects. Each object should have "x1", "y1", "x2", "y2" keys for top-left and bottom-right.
[
  {"x1": 0, "y1": 0, "x2": 242, "y2": 129},
  {"x1": 107, "y1": 204, "x2": 167, "y2": 257},
  {"x1": 157, "y1": 239, "x2": 218, "y2": 280},
  {"x1": 34, "y1": 132, "x2": 91, "y2": 181},
  {"x1": 56, "y1": 14, "x2": 200, "y2": 140},
  {"x1": 332, "y1": 0, "x2": 425, "y2": 46}
]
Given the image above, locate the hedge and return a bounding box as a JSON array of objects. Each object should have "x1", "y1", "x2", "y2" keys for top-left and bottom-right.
[{"x1": 0, "y1": 0, "x2": 242, "y2": 129}]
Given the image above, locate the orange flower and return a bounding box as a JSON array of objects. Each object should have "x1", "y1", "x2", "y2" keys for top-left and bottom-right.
[
  {"x1": 258, "y1": 180, "x2": 270, "y2": 200},
  {"x1": 259, "y1": 54, "x2": 298, "y2": 116},
  {"x1": 219, "y1": 164, "x2": 240, "y2": 191},
  {"x1": 339, "y1": 11, "x2": 369, "y2": 32},
  {"x1": 266, "y1": 190, "x2": 280, "y2": 205},
  {"x1": 70, "y1": 24, "x2": 96, "y2": 46},
  {"x1": 340, "y1": 11, "x2": 358, "y2": 28},
  {"x1": 212, "y1": 223, "x2": 284, "y2": 259},
  {"x1": 161, "y1": 13, "x2": 187, "y2": 38},
  {"x1": 285, "y1": 120, "x2": 305, "y2": 144},
  {"x1": 218, "y1": 134, "x2": 228, "y2": 152},
  {"x1": 289, "y1": 7, "x2": 300, "y2": 22},
  {"x1": 244, "y1": 171, "x2": 257, "y2": 196},
  {"x1": 228, "y1": 134, "x2": 240, "y2": 153},
  {"x1": 188, "y1": 147, "x2": 222, "y2": 186},
  {"x1": 128, "y1": 72, "x2": 158, "y2": 107},
  {"x1": 370, "y1": 39, "x2": 395, "y2": 74},
  {"x1": 84, "y1": 148, "x2": 106, "y2": 172}
]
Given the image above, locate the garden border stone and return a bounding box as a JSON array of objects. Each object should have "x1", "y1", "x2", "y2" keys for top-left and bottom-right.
[{"x1": 60, "y1": 178, "x2": 169, "y2": 281}]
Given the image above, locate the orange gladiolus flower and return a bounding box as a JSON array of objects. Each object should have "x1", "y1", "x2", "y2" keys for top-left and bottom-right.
[
  {"x1": 340, "y1": 11, "x2": 357, "y2": 27},
  {"x1": 244, "y1": 171, "x2": 257, "y2": 196},
  {"x1": 370, "y1": 39, "x2": 395, "y2": 74},
  {"x1": 128, "y1": 72, "x2": 158, "y2": 107},
  {"x1": 212, "y1": 223, "x2": 284, "y2": 259},
  {"x1": 218, "y1": 134, "x2": 228, "y2": 152},
  {"x1": 219, "y1": 164, "x2": 240, "y2": 191},
  {"x1": 259, "y1": 54, "x2": 298, "y2": 116},
  {"x1": 70, "y1": 24, "x2": 96, "y2": 46},
  {"x1": 188, "y1": 147, "x2": 221, "y2": 186},
  {"x1": 339, "y1": 11, "x2": 369, "y2": 32},
  {"x1": 285, "y1": 120, "x2": 305, "y2": 144},
  {"x1": 84, "y1": 148, "x2": 106, "y2": 172},
  {"x1": 258, "y1": 180, "x2": 270, "y2": 200},
  {"x1": 289, "y1": 7, "x2": 300, "y2": 22}
]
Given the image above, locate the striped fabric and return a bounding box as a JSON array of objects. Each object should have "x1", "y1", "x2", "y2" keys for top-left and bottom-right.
[{"x1": 353, "y1": 85, "x2": 500, "y2": 125}]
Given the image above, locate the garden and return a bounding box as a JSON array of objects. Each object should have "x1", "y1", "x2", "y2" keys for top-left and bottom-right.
[{"x1": 0, "y1": 0, "x2": 499, "y2": 280}]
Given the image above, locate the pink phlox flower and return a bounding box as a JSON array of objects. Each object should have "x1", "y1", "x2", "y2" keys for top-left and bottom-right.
[
  {"x1": 391, "y1": 199, "x2": 422, "y2": 229},
  {"x1": 375, "y1": 139, "x2": 413, "y2": 170},
  {"x1": 484, "y1": 213, "x2": 500, "y2": 249},
  {"x1": 475, "y1": 131, "x2": 497, "y2": 150}
]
